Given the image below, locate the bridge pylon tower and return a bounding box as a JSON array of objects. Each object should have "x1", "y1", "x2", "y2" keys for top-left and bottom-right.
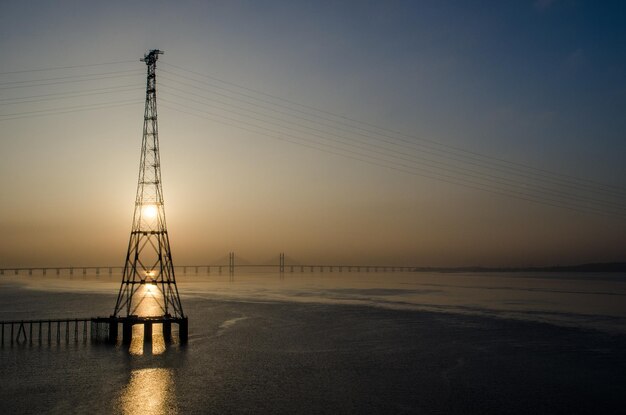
[{"x1": 112, "y1": 49, "x2": 187, "y2": 344}]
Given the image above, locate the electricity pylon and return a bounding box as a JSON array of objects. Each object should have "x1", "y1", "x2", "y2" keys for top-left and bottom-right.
[{"x1": 113, "y1": 50, "x2": 184, "y2": 320}]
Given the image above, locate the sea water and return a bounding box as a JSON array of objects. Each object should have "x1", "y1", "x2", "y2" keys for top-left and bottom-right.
[{"x1": 1, "y1": 271, "x2": 625, "y2": 414}]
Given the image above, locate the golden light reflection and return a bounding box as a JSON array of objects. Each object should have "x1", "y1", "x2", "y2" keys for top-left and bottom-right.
[
  {"x1": 128, "y1": 324, "x2": 167, "y2": 356},
  {"x1": 136, "y1": 283, "x2": 163, "y2": 317},
  {"x1": 128, "y1": 283, "x2": 168, "y2": 356},
  {"x1": 119, "y1": 368, "x2": 177, "y2": 415}
]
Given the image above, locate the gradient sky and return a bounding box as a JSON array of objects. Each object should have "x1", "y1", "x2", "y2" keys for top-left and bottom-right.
[{"x1": 1, "y1": 1, "x2": 625, "y2": 267}]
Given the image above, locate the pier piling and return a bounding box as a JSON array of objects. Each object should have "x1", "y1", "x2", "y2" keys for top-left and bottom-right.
[
  {"x1": 179, "y1": 317, "x2": 188, "y2": 344},
  {"x1": 163, "y1": 321, "x2": 172, "y2": 342},
  {"x1": 122, "y1": 321, "x2": 132, "y2": 345},
  {"x1": 144, "y1": 322, "x2": 153, "y2": 343}
]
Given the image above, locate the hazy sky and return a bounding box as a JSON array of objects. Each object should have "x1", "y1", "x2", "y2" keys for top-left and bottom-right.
[{"x1": 1, "y1": 1, "x2": 625, "y2": 267}]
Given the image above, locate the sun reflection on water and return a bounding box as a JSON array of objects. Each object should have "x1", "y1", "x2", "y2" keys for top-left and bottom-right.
[
  {"x1": 135, "y1": 283, "x2": 164, "y2": 317},
  {"x1": 128, "y1": 324, "x2": 167, "y2": 355},
  {"x1": 119, "y1": 368, "x2": 177, "y2": 415},
  {"x1": 127, "y1": 284, "x2": 168, "y2": 355},
  {"x1": 117, "y1": 267, "x2": 180, "y2": 413}
]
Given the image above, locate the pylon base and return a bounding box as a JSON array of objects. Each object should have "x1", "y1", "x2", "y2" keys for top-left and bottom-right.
[{"x1": 102, "y1": 316, "x2": 188, "y2": 346}]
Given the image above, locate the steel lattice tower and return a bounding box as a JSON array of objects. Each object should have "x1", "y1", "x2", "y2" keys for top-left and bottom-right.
[{"x1": 113, "y1": 49, "x2": 184, "y2": 320}]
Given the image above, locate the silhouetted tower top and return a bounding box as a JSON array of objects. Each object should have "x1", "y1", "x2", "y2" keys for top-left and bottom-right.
[
  {"x1": 113, "y1": 49, "x2": 184, "y2": 319},
  {"x1": 140, "y1": 49, "x2": 163, "y2": 64}
]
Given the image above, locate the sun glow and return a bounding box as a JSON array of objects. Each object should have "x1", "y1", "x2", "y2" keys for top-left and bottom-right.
[
  {"x1": 144, "y1": 273, "x2": 158, "y2": 293},
  {"x1": 142, "y1": 204, "x2": 158, "y2": 220}
]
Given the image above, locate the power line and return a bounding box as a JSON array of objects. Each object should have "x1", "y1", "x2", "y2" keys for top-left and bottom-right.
[
  {"x1": 0, "y1": 84, "x2": 141, "y2": 102},
  {"x1": 0, "y1": 72, "x2": 143, "y2": 91},
  {"x1": 0, "y1": 86, "x2": 143, "y2": 106},
  {"x1": 156, "y1": 77, "x2": 626, "y2": 215},
  {"x1": 0, "y1": 69, "x2": 143, "y2": 87},
  {"x1": 159, "y1": 87, "x2": 626, "y2": 212},
  {"x1": 157, "y1": 73, "x2": 626, "y2": 202},
  {"x1": 160, "y1": 101, "x2": 626, "y2": 219},
  {"x1": 159, "y1": 97, "x2": 626, "y2": 217},
  {"x1": 158, "y1": 70, "x2": 626, "y2": 201},
  {"x1": 160, "y1": 61, "x2": 626, "y2": 195},
  {"x1": 0, "y1": 59, "x2": 137, "y2": 76},
  {"x1": 0, "y1": 99, "x2": 143, "y2": 121},
  {"x1": 2, "y1": 59, "x2": 623, "y2": 218}
]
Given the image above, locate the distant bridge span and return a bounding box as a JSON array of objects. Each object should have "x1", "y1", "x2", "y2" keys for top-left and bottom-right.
[
  {"x1": 0, "y1": 264, "x2": 418, "y2": 276},
  {"x1": 0, "y1": 252, "x2": 423, "y2": 276}
]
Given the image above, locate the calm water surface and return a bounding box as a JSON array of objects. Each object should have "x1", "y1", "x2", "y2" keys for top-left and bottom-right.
[
  {"x1": 5, "y1": 270, "x2": 626, "y2": 332},
  {"x1": 1, "y1": 271, "x2": 625, "y2": 414}
]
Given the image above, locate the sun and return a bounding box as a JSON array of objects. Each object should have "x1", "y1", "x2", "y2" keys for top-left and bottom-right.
[{"x1": 143, "y1": 204, "x2": 158, "y2": 220}]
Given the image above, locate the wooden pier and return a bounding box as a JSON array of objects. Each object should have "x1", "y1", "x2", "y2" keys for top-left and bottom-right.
[
  {"x1": 1, "y1": 316, "x2": 188, "y2": 346},
  {"x1": 1, "y1": 318, "x2": 94, "y2": 345}
]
